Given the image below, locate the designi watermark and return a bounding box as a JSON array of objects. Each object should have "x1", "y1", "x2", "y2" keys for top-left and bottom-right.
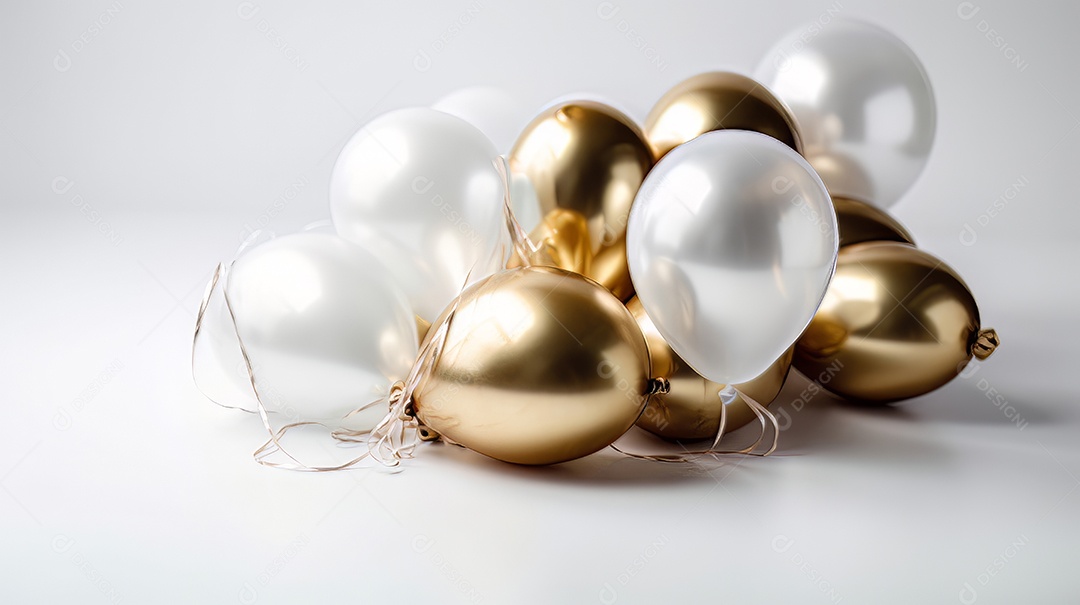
[
  {"x1": 956, "y1": 2, "x2": 1029, "y2": 72},
  {"x1": 53, "y1": 2, "x2": 124, "y2": 72}
]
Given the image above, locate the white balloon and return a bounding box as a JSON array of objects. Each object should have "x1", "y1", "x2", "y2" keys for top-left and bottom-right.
[
  {"x1": 330, "y1": 107, "x2": 508, "y2": 321},
  {"x1": 431, "y1": 86, "x2": 532, "y2": 155},
  {"x1": 755, "y1": 19, "x2": 936, "y2": 208},
  {"x1": 627, "y1": 130, "x2": 838, "y2": 385},
  {"x1": 193, "y1": 233, "x2": 418, "y2": 422}
]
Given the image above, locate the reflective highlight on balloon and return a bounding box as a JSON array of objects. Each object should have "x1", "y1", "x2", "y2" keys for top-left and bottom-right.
[
  {"x1": 833, "y1": 196, "x2": 915, "y2": 248},
  {"x1": 756, "y1": 19, "x2": 936, "y2": 207},
  {"x1": 412, "y1": 267, "x2": 652, "y2": 465},
  {"x1": 794, "y1": 242, "x2": 998, "y2": 404},
  {"x1": 192, "y1": 233, "x2": 418, "y2": 421},
  {"x1": 627, "y1": 130, "x2": 838, "y2": 386},
  {"x1": 330, "y1": 107, "x2": 508, "y2": 321},
  {"x1": 628, "y1": 298, "x2": 793, "y2": 441},
  {"x1": 509, "y1": 101, "x2": 655, "y2": 301},
  {"x1": 645, "y1": 71, "x2": 802, "y2": 158}
]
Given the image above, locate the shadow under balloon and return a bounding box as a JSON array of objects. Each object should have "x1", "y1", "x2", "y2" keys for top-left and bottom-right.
[
  {"x1": 765, "y1": 371, "x2": 954, "y2": 468},
  {"x1": 870, "y1": 379, "x2": 1060, "y2": 428},
  {"x1": 417, "y1": 435, "x2": 745, "y2": 488}
]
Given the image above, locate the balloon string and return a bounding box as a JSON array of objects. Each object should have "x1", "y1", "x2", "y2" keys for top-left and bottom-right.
[
  {"x1": 494, "y1": 156, "x2": 549, "y2": 268},
  {"x1": 609, "y1": 385, "x2": 780, "y2": 463},
  {"x1": 213, "y1": 264, "x2": 376, "y2": 471}
]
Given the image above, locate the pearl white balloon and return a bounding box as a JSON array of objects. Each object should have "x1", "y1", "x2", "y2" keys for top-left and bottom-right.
[
  {"x1": 330, "y1": 108, "x2": 508, "y2": 321},
  {"x1": 431, "y1": 86, "x2": 532, "y2": 155},
  {"x1": 755, "y1": 19, "x2": 936, "y2": 208},
  {"x1": 627, "y1": 130, "x2": 838, "y2": 385},
  {"x1": 193, "y1": 233, "x2": 418, "y2": 422}
]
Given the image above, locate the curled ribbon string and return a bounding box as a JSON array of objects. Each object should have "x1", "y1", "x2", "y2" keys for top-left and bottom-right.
[
  {"x1": 494, "y1": 156, "x2": 551, "y2": 269},
  {"x1": 609, "y1": 384, "x2": 781, "y2": 463}
]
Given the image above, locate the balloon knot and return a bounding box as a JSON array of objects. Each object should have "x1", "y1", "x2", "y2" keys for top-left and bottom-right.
[
  {"x1": 646, "y1": 377, "x2": 671, "y2": 395},
  {"x1": 972, "y1": 328, "x2": 1000, "y2": 360}
]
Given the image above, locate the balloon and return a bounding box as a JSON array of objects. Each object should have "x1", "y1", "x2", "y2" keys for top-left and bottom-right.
[
  {"x1": 330, "y1": 107, "x2": 507, "y2": 321},
  {"x1": 644, "y1": 71, "x2": 802, "y2": 159},
  {"x1": 794, "y1": 242, "x2": 999, "y2": 404},
  {"x1": 509, "y1": 100, "x2": 655, "y2": 301},
  {"x1": 192, "y1": 233, "x2": 418, "y2": 421},
  {"x1": 628, "y1": 298, "x2": 793, "y2": 441},
  {"x1": 627, "y1": 129, "x2": 838, "y2": 385},
  {"x1": 834, "y1": 196, "x2": 915, "y2": 248},
  {"x1": 756, "y1": 19, "x2": 936, "y2": 207},
  {"x1": 411, "y1": 266, "x2": 652, "y2": 465},
  {"x1": 431, "y1": 86, "x2": 531, "y2": 154},
  {"x1": 524, "y1": 208, "x2": 592, "y2": 276}
]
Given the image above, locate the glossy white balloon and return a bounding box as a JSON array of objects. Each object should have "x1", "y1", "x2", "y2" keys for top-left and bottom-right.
[
  {"x1": 330, "y1": 108, "x2": 508, "y2": 321},
  {"x1": 755, "y1": 19, "x2": 936, "y2": 208},
  {"x1": 627, "y1": 130, "x2": 838, "y2": 385},
  {"x1": 432, "y1": 86, "x2": 532, "y2": 155},
  {"x1": 193, "y1": 233, "x2": 418, "y2": 422}
]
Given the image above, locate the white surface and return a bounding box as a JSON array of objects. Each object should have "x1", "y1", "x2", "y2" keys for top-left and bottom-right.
[{"x1": 2, "y1": 1, "x2": 1078, "y2": 603}]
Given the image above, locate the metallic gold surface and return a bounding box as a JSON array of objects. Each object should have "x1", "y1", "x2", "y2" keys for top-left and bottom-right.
[
  {"x1": 412, "y1": 266, "x2": 652, "y2": 465},
  {"x1": 509, "y1": 101, "x2": 654, "y2": 301},
  {"x1": 644, "y1": 71, "x2": 803, "y2": 159},
  {"x1": 415, "y1": 315, "x2": 431, "y2": 343},
  {"x1": 628, "y1": 298, "x2": 793, "y2": 441},
  {"x1": 833, "y1": 196, "x2": 915, "y2": 248},
  {"x1": 972, "y1": 328, "x2": 1000, "y2": 360},
  {"x1": 794, "y1": 242, "x2": 997, "y2": 404},
  {"x1": 525, "y1": 208, "x2": 592, "y2": 276}
]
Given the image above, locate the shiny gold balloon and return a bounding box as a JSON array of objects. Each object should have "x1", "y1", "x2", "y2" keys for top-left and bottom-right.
[
  {"x1": 645, "y1": 71, "x2": 803, "y2": 159},
  {"x1": 525, "y1": 208, "x2": 592, "y2": 275},
  {"x1": 412, "y1": 266, "x2": 653, "y2": 465},
  {"x1": 414, "y1": 315, "x2": 432, "y2": 343},
  {"x1": 508, "y1": 101, "x2": 654, "y2": 301},
  {"x1": 833, "y1": 196, "x2": 915, "y2": 248},
  {"x1": 794, "y1": 242, "x2": 999, "y2": 404},
  {"x1": 627, "y1": 298, "x2": 793, "y2": 441}
]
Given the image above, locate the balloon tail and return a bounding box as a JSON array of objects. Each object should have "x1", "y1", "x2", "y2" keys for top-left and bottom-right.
[
  {"x1": 972, "y1": 328, "x2": 1000, "y2": 360},
  {"x1": 495, "y1": 156, "x2": 551, "y2": 268},
  {"x1": 609, "y1": 383, "x2": 780, "y2": 463},
  {"x1": 364, "y1": 382, "x2": 419, "y2": 466}
]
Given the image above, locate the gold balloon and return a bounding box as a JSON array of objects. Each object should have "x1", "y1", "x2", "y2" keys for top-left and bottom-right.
[
  {"x1": 628, "y1": 298, "x2": 793, "y2": 441},
  {"x1": 525, "y1": 208, "x2": 592, "y2": 275},
  {"x1": 645, "y1": 71, "x2": 803, "y2": 159},
  {"x1": 414, "y1": 315, "x2": 431, "y2": 343},
  {"x1": 833, "y1": 196, "x2": 915, "y2": 248},
  {"x1": 508, "y1": 101, "x2": 654, "y2": 302},
  {"x1": 412, "y1": 266, "x2": 653, "y2": 465},
  {"x1": 794, "y1": 242, "x2": 999, "y2": 404}
]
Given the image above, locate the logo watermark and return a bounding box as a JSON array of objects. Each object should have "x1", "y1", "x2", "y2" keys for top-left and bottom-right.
[
  {"x1": 958, "y1": 534, "x2": 1029, "y2": 603},
  {"x1": 958, "y1": 175, "x2": 1028, "y2": 246},
  {"x1": 767, "y1": 2, "x2": 845, "y2": 72},
  {"x1": 771, "y1": 534, "x2": 844, "y2": 603},
  {"x1": 956, "y1": 2, "x2": 1029, "y2": 72},
  {"x1": 596, "y1": 2, "x2": 668, "y2": 72},
  {"x1": 53, "y1": 2, "x2": 124, "y2": 72},
  {"x1": 598, "y1": 534, "x2": 669, "y2": 603},
  {"x1": 53, "y1": 358, "x2": 125, "y2": 431},
  {"x1": 237, "y1": 2, "x2": 310, "y2": 73},
  {"x1": 238, "y1": 533, "x2": 309, "y2": 604},
  {"x1": 413, "y1": 2, "x2": 485, "y2": 72},
  {"x1": 52, "y1": 534, "x2": 124, "y2": 603},
  {"x1": 53, "y1": 177, "x2": 124, "y2": 246},
  {"x1": 412, "y1": 534, "x2": 484, "y2": 603}
]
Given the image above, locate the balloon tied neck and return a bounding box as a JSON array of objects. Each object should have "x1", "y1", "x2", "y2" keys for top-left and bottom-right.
[
  {"x1": 646, "y1": 377, "x2": 670, "y2": 395},
  {"x1": 387, "y1": 381, "x2": 416, "y2": 421},
  {"x1": 417, "y1": 425, "x2": 441, "y2": 442},
  {"x1": 972, "y1": 328, "x2": 1000, "y2": 360}
]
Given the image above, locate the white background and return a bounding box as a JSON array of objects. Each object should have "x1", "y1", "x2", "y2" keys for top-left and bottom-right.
[{"x1": 3, "y1": 0, "x2": 1078, "y2": 603}]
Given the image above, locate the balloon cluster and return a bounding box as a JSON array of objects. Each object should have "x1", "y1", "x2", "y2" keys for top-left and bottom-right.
[{"x1": 193, "y1": 19, "x2": 998, "y2": 470}]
